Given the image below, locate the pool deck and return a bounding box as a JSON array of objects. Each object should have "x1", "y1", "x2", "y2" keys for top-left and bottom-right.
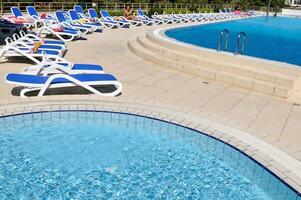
[{"x1": 1, "y1": 20, "x2": 301, "y2": 192}]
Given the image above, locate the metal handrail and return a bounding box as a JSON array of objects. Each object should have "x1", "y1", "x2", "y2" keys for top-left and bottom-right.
[
  {"x1": 235, "y1": 32, "x2": 246, "y2": 55},
  {"x1": 217, "y1": 29, "x2": 229, "y2": 52}
]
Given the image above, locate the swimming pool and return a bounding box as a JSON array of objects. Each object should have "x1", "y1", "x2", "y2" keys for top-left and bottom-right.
[
  {"x1": 165, "y1": 16, "x2": 301, "y2": 66},
  {"x1": 0, "y1": 111, "x2": 299, "y2": 199}
]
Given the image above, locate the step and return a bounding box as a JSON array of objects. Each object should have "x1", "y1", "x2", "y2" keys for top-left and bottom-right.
[
  {"x1": 140, "y1": 35, "x2": 299, "y2": 89},
  {"x1": 128, "y1": 39, "x2": 294, "y2": 98},
  {"x1": 146, "y1": 31, "x2": 301, "y2": 78}
]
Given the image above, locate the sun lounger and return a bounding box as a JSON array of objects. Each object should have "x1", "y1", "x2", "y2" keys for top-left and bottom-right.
[
  {"x1": 55, "y1": 11, "x2": 93, "y2": 34},
  {"x1": 0, "y1": 41, "x2": 66, "y2": 63},
  {"x1": 68, "y1": 10, "x2": 103, "y2": 32},
  {"x1": 37, "y1": 20, "x2": 81, "y2": 42},
  {"x1": 10, "y1": 7, "x2": 36, "y2": 28},
  {"x1": 100, "y1": 10, "x2": 130, "y2": 28},
  {"x1": 26, "y1": 6, "x2": 56, "y2": 22},
  {"x1": 87, "y1": 8, "x2": 119, "y2": 29},
  {"x1": 137, "y1": 10, "x2": 160, "y2": 25},
  {"x1": 74, "y1": 5, "x2": 89, "y2": 19},
  {"x1": 5, "y1": 73, "x2": 123, "y2": 97}
]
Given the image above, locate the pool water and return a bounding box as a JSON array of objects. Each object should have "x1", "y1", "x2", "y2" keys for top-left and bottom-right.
[
  {"x1": 0, "y1": 111, "x2": 299, "y2": 199},
  {"x1": 165, "y1": 16, "x2": 301, "y2": 66}
]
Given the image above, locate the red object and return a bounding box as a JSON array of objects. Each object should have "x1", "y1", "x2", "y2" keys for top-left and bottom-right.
[
  {"x1": 6, "y1": 16, "x2": 31, "y2": 24},
  {"x1": 40, "y1": 13, "x2": 47, "y2": 19},
  {"x1": 53, "y1": 27, "x2": 63, "y2": 32},
  {"x1": 234, "y1": 10, "x2": 241, "y2": 15}
]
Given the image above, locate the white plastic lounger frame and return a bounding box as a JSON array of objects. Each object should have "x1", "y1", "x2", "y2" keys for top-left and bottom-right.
[
  {"x1": 68, "y1": 10, "x2": 103, "y2": 32},
  {"x1": 19, "y1": 30, "x2": 66, "y2": 47},
  {"x1": 23, "y1": 53, "x2": 104, "y2": 75},
  {"x1": 6, "y1": 73, "x2": 123, "y2": 97},
  {"x1": 87, "y1": 8, "x2": 119, "y2": 29},
  {"x1": 119, "y1": 16, "x2": 143, "y2": 27},
  {"x1": 10, "y1": 7, "x2": 37, "y2": 27},
  {"x1": 55, "y1": 11, "x2": 92, "y2": 34},
  {"x1": 11, "y1": 32, "x2": 66, "y2": 51},
  {"x1": 37, "y1": 21, "x2": 80, "y2": 42},
  {"x1": 4, "y1": 37, "x2": 64, "y2": 56},
  {"x1": 137, "y1": 10, "x2": 162, "y2": 25},
  {"x1": 0, "y1": 43, "x2": 67, "y2": 63},
  {"x1": 100, "y1": 10, "x2": 130, "y2": 28},
  {"x1": 152, "y1": 13, "x2": 173, "y2": 24}
]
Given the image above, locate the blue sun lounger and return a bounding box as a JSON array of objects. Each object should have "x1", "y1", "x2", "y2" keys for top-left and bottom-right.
[
  {"x1": 55, "y1": 11, "x2": 93, "y2": 34},
  {"x1": 68, "y1": 10, "x2": 102, "y2": 32},
  {"x1": 6, "y1": 73, "x2": 123, "y2": 97},
  {"x1": 137, "y1": 10, "x2": 159, "y2": 25},
  {"x1": 24, "y1": 61, "x2": 105, "y2": 75},
  {"x1": 26, "y1": 6, "x2": 55, "y2": 21},
  {"x1": 100, "y1": 10, "x2": 130, "y2": 28},
  {"x1": 10, "y1": 31, "x2": 66, "y2": 52},
  {"x1": 87, "y1": 8, "x2": 119, "y2": 29},
  {"x1": 74, "y1": 5, "x2": 89, "y2": 19},
  {"x1": 19, "y1": 30, "x2": 66, "y2": 46},
  {"x1": 0, "y1": 42, "x2": 65, "y2": 64},
  {"x1": 11, "y1": 7, "x2": 36, "y2": 28}
]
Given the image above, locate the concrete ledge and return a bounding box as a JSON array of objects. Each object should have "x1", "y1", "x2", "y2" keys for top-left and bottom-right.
[
  {"x1": 129, "y1": 35, "x2": 295, "y2": 98},
  {"x1": 127, "y1": 22, "x2": 301, "y2": 98}
]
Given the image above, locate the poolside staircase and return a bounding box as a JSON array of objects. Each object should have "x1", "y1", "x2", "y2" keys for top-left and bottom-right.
[{"x1": 128, "y1": 30, "x2": 301, "y2": 98}]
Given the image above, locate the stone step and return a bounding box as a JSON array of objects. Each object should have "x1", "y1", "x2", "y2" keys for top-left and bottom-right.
[
  {"x1": 128, "y1": 39, "x2": 295, "y2": 98},
  {"x1": 146, "y1": 31, "x2": 301, "y2": 78},
  {"x1": 138, "y1": 35, "x2": 298, "y2": 89}
]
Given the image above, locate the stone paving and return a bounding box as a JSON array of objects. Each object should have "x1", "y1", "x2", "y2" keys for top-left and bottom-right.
[{"x1": 1, "y1": 21, "x2": 301, "y2": 191}]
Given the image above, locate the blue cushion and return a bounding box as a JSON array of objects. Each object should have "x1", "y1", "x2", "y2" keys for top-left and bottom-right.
[
  {"x1": 101, "y1": 20, "x2": 118, "y2": 24},
  {"x1": 71, "y1": 24, "x2": 92, "y2": 29},
  {"x1": 40, "y1": 45, "x2": 63, "y2": 50},
  {"x1": 44, "y1": 40, "x2": 65, "y2": 45},
  {"x1": 36, "y1": 49, "x2": 60, "y2": 55},
  {"x1": 27, "y1": 6, "x2": 39, "y2": 17},
  {"x1": 58, "y1": 63, "x2": 104, "y2": 71},
  {"x1": 7, "y1": 73, "x2": 117, "y2": 85}
]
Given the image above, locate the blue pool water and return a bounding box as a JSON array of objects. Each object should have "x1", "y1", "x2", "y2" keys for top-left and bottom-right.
[
  {"x1": 165, "y1": 16, "x2": 301, "y2": 66},
  {"x1": 0, "y1": 111, "x2": 299, "y2": 199}
]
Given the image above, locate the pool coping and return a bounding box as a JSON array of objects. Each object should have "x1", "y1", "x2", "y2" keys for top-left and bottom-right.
[{"x1": 0, "y1": 98, "x2": 301, "y2": 195}]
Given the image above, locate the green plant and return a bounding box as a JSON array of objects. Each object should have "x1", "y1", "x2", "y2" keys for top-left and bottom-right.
[
  {"x1": 148, "y1": 8, "x2": 164, "y2": 15},
  {"x1": 163, "y1": 8, "x2": 190, "y2": 14},
  {"x1": 189, "y1": 7, "x2": 198, "y2": 13},
  {"x1": 197, "y1": 8, "x2": 214, "y2": 13},
  {"x1": 108, "y1": 10, "x2": 124, "y2": 17}
]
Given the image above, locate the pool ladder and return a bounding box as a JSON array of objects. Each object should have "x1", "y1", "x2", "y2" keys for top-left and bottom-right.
[
  {"x1": 217, "y1": 29, "x2": 229, "y2": 52},
  {"x1": 235, "y1": 32, "x2": 246, "y2": 55},
  {"x1": 217, "y1": 30, "x2": 246, "y2": 55}
]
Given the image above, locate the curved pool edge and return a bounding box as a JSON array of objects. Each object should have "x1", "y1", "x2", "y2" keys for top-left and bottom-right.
[
  {"x1": 156, "y1": 20, "x2": 301, "y2": 72},
  {"x1": 0, "y1": 98, "x2": 301, "y2": 195}
]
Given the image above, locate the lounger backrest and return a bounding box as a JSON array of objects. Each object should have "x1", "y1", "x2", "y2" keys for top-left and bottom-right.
[
  {"x1": 88, "y1": 8, "x2": 98, "y2": 18},
  {"x1": 69, "y1": 10, "x2": 80, "y2": 20},
  {"x1": 100, "y1": 10, "x2": 110, "y2": 18},
  {"x1": 137, "y1": 10, "x2": 144, "y2": 16},
  {"x1": 55, "y1": 11, "x2": 67, "y2": 22},
  {"x1": 62, "y1": 11, "x2": 71, "y2": 19},
  {"x1": 74, "y1": 5, "x2": 84, "y2": 14},
  {"x1": 11, "y1": 7, "x2": 23, "y2": 18},
  {"x1": 26, "y1": 6, "x2": 38, "y2": 17}
]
